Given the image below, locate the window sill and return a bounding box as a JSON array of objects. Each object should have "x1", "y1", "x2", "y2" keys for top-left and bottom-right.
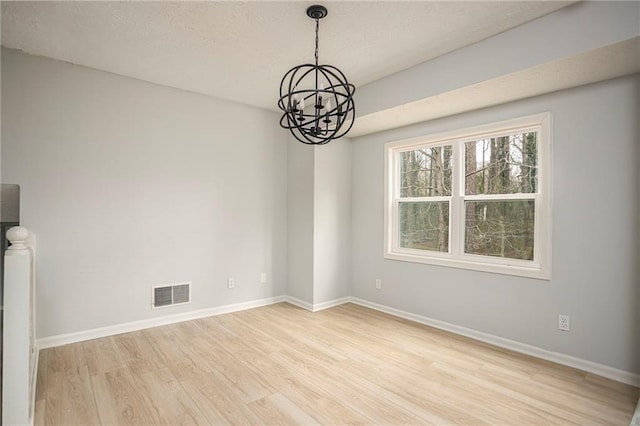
[{"x1": 384, "y1": 251, "x2": 550, "y2": 280}]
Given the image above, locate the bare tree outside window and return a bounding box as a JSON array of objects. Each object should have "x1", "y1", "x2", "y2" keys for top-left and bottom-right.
[
  {"x1": 464, "y1": 132, "x2": 537, "y2": 260},
  {"x1": 399, "y1": 146, "x2": 452, "y2": 197},
  {"x1": 385, "y1": 113, "x2": 550, "y2": 279},
  {"x1": 464, "y1": 200, "x2": 535, "y2": 260},
  {"x1": 465, "y1": 133, "x2": 537, "y2": 195},
  {"x1": 398, "y1": 146, "x2": 452, "y2": 252}
]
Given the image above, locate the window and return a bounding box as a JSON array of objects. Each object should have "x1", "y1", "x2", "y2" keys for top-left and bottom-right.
[{"x1": 384, "y1": 113, "x2": 551, "y2": 279}]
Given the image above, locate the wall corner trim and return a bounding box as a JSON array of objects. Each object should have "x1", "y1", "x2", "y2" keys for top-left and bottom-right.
[
  {"x1": 283, "y1": 296, "x2": 314, "y2": 311},
  {"x1": 312, "y1": 297, "x2": 352, "y2": 312},
  {"x1": 283, "y1": 296, "x2": 351, "y2": 312},
  {"x1": 349, "y1": 297, "x2": 640, "y2": 387}
]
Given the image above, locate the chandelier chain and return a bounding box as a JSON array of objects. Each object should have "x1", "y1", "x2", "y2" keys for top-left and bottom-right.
[{"x1": 314, "y1": 18, "x2": 319, "y2": 66}]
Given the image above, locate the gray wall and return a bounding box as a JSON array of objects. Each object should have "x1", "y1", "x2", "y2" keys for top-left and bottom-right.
[
  {"x1": 286, "y1": 138, "x2": 314, "y2": 304},
  {"x1": 313, "y1": 140, "x2": 352, "y2": 305},
  {"x1": 1, "y1": 48, "x2": 288, "y2": 338},
  {"x1": 351, "y1": 74, "x2": 640, "y2": 373}
]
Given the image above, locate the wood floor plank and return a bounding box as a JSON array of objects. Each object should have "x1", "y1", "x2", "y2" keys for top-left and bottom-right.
[
  {"x1": 35, "y1": 347, "x2": 50, "y2": 403},
  {"x1": 436, "y1": 362, "x2": 606, "y2": 425},
  {"x1": 341, "y1": 355, "x2": 563, "y2": 425},
  {"x1": 45, "y1": 365, "x2": 101, "y2": 426},
  {"x1": 113, "y1": 331, "x2": 166, "y2": 375},
  {"x1": 215, "y1": 333, "x2": 371, "y2": 424},
  {"x1": 89, "y1": 367, "x2": 163, "y2": 425},
  {"x1": 172, "y1": 332, "x2": 275, "y2": 403},
  {"x1": 82, "y1": 336, "x2": 126, "y2": 375},
  {"x1": 142, "y1": 326, "x2": 213, "y2": 382},
  {"x1": 247, "y1": 392, "x2": 320, "y2": 425},
  {"x1": 192, "y1": 316, "x2": 238, "y2": 341},
  {"x1": 584, "y1": 372, "x2": 640, "y2": 401},
  {"x1": 136, "y1": 368, "x2": 210, "y2": 425},
  {"x1": 45, "y1": 343, "x2": 87, "y2": 374},
  {"x1": 34, "y1": 399, "x2": 46, "y2": 426},
  {"x1": 269, "y1": 346, "x2": 468, "y2": 425},
  {"x1": 178, "y1": 372, "x2": 264, "y2": 425},
  {"x1": 34, "y1": 302, "x2": 639, "y2": 425}
]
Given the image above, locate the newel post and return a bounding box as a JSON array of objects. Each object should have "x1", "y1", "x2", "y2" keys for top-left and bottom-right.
[
  {"x1": 3, "y1": 226, "x2": 35, "y2": 426},
  {"x1": 6, "y1": 226, "x2": 30, "y2": 253}
]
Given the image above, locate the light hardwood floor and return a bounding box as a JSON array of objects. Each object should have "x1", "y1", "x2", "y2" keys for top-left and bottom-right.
[{"x1": 35, "y1": 302, "x2": 638, "y2": 425}]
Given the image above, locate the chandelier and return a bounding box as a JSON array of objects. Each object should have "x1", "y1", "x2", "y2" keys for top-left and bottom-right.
[{"x1": 278, "y1": 5, "x2": 356, "y2": 145}]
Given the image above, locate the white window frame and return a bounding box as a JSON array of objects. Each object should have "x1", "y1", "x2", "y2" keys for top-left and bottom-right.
[{"x1": 384, "y1": 113, "x2": 551, "y2": 280}]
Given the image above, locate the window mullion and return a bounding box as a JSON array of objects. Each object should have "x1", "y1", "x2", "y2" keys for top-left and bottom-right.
[
  {"x1": 391, "y1": 151, "x2": 400, "y2": 252},
  {"x1": 449, "y1": 141, "x2": 462, "y2": 257},
  {"x1": 465, "y1": 193, "x2": 537, "y2": 201},
  {"x1": 398, "y1": 196, "x2": 451, "y2": 203}
]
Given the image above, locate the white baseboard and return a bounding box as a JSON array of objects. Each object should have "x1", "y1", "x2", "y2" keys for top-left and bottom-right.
[
  {"x1": 34, "y1": 293, "x2": 639, "y2": 387},
  {"x1": 350, "y1": 297, "x2": 640, "y2": 387},
  {"x1": 36, "y1": 295, "x2": 286, "y2": 349},
  {"x1": 312, "y1": 296, "x2": 352, "y2": 312},
  {"x1": 283, "y1": 296, "x2": 313, "y2": 311},
  {"x1": 283, "y1": 296, "x2": 351, "y2": 312}
]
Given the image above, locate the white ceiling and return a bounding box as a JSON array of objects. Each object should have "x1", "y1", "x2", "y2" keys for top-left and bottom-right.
[{"x1": 1, "y1": 1, "x2": 575, "y2": 112}]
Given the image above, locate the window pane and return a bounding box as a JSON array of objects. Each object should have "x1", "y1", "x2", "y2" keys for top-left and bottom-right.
[
  {"x1": 464, "y1": 200, "x2": 535, "y2": 260},
  {"x1": 400, "y1": 146, "x2": 452, "y2": 197},
  {"x1": 465, "y1": 132, "x2": 537, "y2": 195},
  {"x1": 399, "y1": 201, "x2": 449, "y2": 252}
]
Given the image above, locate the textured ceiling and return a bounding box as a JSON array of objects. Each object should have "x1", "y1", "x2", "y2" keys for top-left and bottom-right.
[{"x1": 1, "y1": 1, "x2": 574, "y2": 112}]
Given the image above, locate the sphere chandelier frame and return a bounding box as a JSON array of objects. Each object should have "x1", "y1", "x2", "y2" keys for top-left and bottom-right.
[{"x1": 277, "y1": 5, "x2": 356, "y2": 145}]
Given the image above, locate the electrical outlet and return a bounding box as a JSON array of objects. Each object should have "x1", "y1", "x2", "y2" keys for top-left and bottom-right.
[
  {"x1": 558, "y1": 314, "x2": 570, "y2": 331},
  {"x1": 227, "y1": 277, "x2": 235, "y2": 289},
  {"x1": 375, "y1": 279, "x2": 382, "y2": 289},
  {"x1": 260, "y1": 272, "x2": 267, "y2": 284}
]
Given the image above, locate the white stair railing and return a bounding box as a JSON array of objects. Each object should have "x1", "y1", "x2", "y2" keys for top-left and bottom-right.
[{"x1": 2, "y1": 226, "x2": 36, "y2": 426}]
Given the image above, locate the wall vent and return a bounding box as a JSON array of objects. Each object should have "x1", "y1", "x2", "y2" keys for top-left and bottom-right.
[{"x1": 152, "y1": 282, "x2": 191, "y2": 309}]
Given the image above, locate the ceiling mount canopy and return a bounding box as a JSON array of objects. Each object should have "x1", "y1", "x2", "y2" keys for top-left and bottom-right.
[
  {"x1": 306, "y1": 4, "x2": 327, "y2": 20},
  {"x1": 278, "y1": 4, "x2": 356, "y2": 145}
]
